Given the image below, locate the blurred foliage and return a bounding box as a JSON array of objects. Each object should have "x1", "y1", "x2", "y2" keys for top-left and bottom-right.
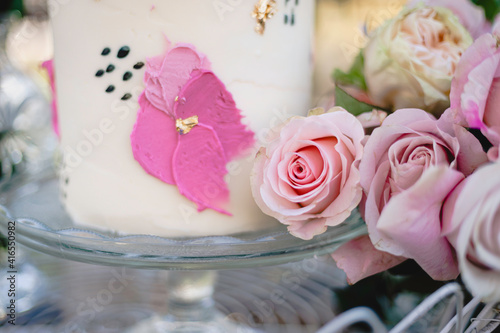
[
  {"x1": 333, "y1": 52, "x2": 378, "y2": 116},
  {"x1": 332, "y1": 52, "x2": 367, "y2": 92},
  {"x1": 334, "y1": 85, "x2": 374, "y2": 116},
  {"x1": 334, "y1": 260, "x2": 465, "y2": 330},
  {"x1": 0, "y1": 232, "x2": 6, "y2": 249},
  {"x1": 472, "y1": 0, "x2": 500, "y2": 21},
  {"x1": 0, "y1": 0, "x2": 23, "y2": 15}
]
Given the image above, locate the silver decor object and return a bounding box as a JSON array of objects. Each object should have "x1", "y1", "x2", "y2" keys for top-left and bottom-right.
[{"x1": 0, "y1": 14, "x2": 53, "y2": 185}]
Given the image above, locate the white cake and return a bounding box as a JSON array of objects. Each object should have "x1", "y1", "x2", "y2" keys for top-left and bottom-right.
[{"x1": 50, "y1": 0, "x2": 315, "y2": 237}]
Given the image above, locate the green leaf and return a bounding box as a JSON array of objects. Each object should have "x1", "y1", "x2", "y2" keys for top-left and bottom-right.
[
  {"x1": 0, "y1": 232, "x2": 6, "y2": 250},
  {"x1": 332, "y1": 52, "x2": 367, "y2": 92},
  {"x1": 334, "y1": 85, "x2": 374, "y2": 116},
  {"x1": 1, "y1": 0, "x2": 23, "y2": 15},
  {"x1": 471, "y1": 0, "x2": 500, "y2": 22}
]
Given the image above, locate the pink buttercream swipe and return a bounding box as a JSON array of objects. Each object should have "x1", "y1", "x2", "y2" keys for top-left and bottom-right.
[
  {"x1": 174, "y1": 123, "x2": 230, "y2": 214},
  {"x1": 131, "y1": 42, "x2": 254, "y2": 214},
  {"x1": 175, "y1": 71, "x2": 255, "y2": 160},
  {"x1": 144, "y1": 43, "x2": 211, "y2": 115},
  {"x1": 41, "y1": 60, "x2": 59, "y2": 138},
  {"x1": 131, "y1": 93, "x2": 177, "y2": 185}
]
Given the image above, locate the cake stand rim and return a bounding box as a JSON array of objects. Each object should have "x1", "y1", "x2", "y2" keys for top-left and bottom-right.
[{"x1": 0, "y1": 168, "x2": 367, "y2": 270}]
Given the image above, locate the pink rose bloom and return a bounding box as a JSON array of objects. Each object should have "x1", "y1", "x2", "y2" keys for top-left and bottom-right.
[
  {"x1": 358, "y1": 109, "x2": 487, "y2": 281},
  {"x1": 494, "y1": 16, "x2": 500, "y2": 36},
  {"x1": 251, "y1": 108, "x2": 365, "y2": 240},
  {"x1": 408, "y1": 0, "x2": 490, "y2": 39},
  {"x1": 448, "y1": 33, "x2": 500, "y2": 159},
  {"x1": 443, "y1": 161, "x2": 500, "y2": 302}
]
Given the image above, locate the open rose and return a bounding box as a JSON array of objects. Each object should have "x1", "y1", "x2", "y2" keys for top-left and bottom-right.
[
  {"x1": 494, "y1": 16, "x2": 500, "y2": 36},
  {"x1": 447, "y1": 33, "x2": 500, "y2": 160},
  {"x1": 355, "y1": 109, "x2": 487, "y2": 281},
  {"x1": 408, "y1": 0, "x2": 490, "y2": 39},
  {"x1": 443, "y1": 161, "x2": 500, "y2": 302},
  {"x1": 251, "y1": 108, "x2": 364, "y2": 240},
  {"x1": 364, "y1": 5, "x2": 472, "y2": 115}
]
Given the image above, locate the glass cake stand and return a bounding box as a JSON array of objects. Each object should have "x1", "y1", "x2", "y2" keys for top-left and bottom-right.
[{"x1": 0, "y1": 166, "x2": 367, "y2": 332}]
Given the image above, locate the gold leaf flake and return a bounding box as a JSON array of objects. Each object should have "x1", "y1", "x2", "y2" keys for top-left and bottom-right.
[
  {"x1": 252, "y1": 0, "x2": 277, "y2": 35},
  {"x1": 176, "y1": 115, "x2": 199, "y2": 135}
]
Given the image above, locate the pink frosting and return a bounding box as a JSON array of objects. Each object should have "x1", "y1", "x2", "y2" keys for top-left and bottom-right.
[
  {"x1": 41, "y1": 59, "x2": 59, "y2": 138},
  {"x1": 131, "y1": 43, "x2": 254, "y2": 214}
]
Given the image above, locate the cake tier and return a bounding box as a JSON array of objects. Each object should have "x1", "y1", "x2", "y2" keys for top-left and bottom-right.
[{"x1": 51, "y1": 0, "x2": 315, "y2": 237}]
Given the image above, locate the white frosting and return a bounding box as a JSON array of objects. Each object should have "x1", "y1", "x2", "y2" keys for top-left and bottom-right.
[{"x1": 51, "y1": 0, "x2": 315, "y2": 237}]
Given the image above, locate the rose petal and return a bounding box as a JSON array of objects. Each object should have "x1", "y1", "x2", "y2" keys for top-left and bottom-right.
[
  {"x1": 461, "y1": 54, "x2": 500, "y2": 130},
  {"x1": 285, "y1": 217, "x2": 329, "y2": 240},
  {"x1": 450, "y1": 34, "x2": 499, "y2": 132},
  {"x1": 448, "y1": 162, "x2": 500, "y2": 301},
  {"x1": 451, "y1": 124, "x2": 489, "y2": 175},
  {"x1": 331, "y1": 235, "x2": 406, "y2": 284},
  {"x1": 375, "y1": 166, "x2": 462, "y2": 280}
]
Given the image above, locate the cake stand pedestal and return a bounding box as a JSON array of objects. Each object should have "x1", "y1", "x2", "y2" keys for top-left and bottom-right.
[{"x1": 0, "y1": 168, "x2": 366, "y2": 332}]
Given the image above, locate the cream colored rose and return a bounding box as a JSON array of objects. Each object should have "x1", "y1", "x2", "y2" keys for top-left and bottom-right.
[{"x1": 364, "y1": 5, "x2": 472, "y2": 115}]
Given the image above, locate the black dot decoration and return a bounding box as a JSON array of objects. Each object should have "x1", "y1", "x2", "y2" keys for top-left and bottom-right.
[
  {"x1": 133, "y1": 62, "x2": 145, "y2": 70},
  {"x1": 284, "y1": 0, "x2": 298, "y2": 26},
  {"x1": 121, "y1": 93, "x2": 132, "y2": 101},
  {"x1": 117, "y1": 46, "x2": 130, "y2": 59},
  {"x1": 101, "y1": 47, "x2": 111, "y2": 56},
  {"x1": 123, "y1": 71, "x2": 133, "y2": 81},
  {"x1": 96, "y1": 46, "x2": 143, "y2": 96}
]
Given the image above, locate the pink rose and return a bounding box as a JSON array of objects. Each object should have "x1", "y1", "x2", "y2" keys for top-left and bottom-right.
[
  {"x1": 251, "y1": 108, "x2": 365, "y2": 240},
  {"x1": 408, "y1": 0, "x2": 490, "y2": 39},
  {"x1": 494, "y1": 16, "x2": 500, "y2": 36},
  {"x1": 364, "y1": 5, "x2": 472, "y2": 115},
  {"x1": 359, "y1": 109, "x2": 487, "y2": 280},
  {"x1": 443, "y1": 161, "x2": 500, "y2": 301},
  {"x1": 448, "y1": 33, "x2": 500, "y2": 158}
]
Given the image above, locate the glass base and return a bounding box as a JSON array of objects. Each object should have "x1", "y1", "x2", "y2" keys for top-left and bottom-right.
[
  {"x1": 0, "y1": 168, "x2": 366, "y2": 270},
  {"x1": 127, "y1": 313, "x2": 260, "y2": 333}
]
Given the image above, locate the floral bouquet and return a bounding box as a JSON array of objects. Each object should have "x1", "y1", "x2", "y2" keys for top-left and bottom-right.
[{"x1": 251, "y1": 0, "x2": 500, "y2": 303}]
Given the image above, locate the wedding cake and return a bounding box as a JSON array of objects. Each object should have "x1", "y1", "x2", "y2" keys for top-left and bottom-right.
[{"x1": 50, "y1": 0, "x2": 315, "y2": 236}]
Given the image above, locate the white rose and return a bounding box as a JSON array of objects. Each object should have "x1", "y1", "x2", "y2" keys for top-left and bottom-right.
[{"x1": 364, "y1": 5, "x2": 472, "y2": 115}]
